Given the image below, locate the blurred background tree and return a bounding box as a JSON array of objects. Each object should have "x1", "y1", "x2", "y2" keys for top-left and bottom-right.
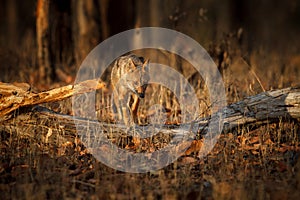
[{"x1": 0, "y1": 0, "x2": 299, "y2": 87}]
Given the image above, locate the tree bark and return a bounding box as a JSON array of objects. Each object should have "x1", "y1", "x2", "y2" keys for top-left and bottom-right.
[
  {"x1": 0, "y1": 80, "x2": 106, "y2": 121},
  {"x1": 36, "y1": 0, "x2": 74, "y2": 85},
  {"x1": 72, "y1": 0, "x2": 102, "y2": 67},
  {"x1": 36, "y1": 0, "x2": 52, "y2": 84}
]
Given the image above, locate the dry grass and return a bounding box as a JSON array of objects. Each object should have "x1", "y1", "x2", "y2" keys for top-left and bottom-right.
[{"x1": 1, "y1": 36, "x2": 300, "y2": 200}]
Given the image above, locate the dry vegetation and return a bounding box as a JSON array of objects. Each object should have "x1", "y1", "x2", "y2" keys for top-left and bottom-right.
[
  {"x1": 1, "y1": 32, "x2": 300, "y2": 200},
  {"x1": 1, "y1": 1, "x2": 300, "y2": 197}
]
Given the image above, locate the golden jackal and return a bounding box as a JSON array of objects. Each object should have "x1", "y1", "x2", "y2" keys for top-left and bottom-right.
[{"x1": 111, "y1": 54, "x2": 150, "y2": 126}]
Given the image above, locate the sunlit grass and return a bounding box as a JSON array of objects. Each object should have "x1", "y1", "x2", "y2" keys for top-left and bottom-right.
[{"x1": 1, "y1": 44, "x2": 300, "y2": 199}]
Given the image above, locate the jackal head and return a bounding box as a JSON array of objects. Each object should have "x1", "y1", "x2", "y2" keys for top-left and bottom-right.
[{"x1": 125, "y1": 58, "x2": 150, "y2": 98}]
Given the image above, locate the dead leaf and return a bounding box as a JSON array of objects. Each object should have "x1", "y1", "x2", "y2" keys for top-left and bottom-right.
[{"x1": 185, "y1": 140, "x2": 203, "y2": 155}]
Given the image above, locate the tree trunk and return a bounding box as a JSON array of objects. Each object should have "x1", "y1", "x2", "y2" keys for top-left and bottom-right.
[
  {"x1": 36, "y1": 0, "x2": 52, "y2": 84},
  {"x1": 72, "y1": 0, "x2": 102, "y2": 67}
]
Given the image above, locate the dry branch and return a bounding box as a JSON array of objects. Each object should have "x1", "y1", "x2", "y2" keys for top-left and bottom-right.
[
  {"x1": 221, "y1": 86, "x2": 300, "y2": 131},
  {"x1": 0, "y1": 84, "x2": 299, "y2": 145},
  {"x1": 0, "y1": 80, "x2": 106, "y2": 120}
]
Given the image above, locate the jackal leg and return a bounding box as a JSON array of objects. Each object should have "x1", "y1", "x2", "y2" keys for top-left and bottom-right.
[
  {"x1": 130, "y1": 94, "x2": 140, "y2": 124},
  {"x1": 114, "y1": 93, "x2": 134, "y2": 126},
  {"x1": 112, "y1": 92, "x2": 122, "y2": 122},
  {"x1": 123, "y1": 108, "x2": 134, "y2": 126}
]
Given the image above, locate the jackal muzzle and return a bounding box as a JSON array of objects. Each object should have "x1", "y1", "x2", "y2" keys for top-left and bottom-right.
[{"x1": 136, "y1": 86, "x2": 146, "y2": 98}]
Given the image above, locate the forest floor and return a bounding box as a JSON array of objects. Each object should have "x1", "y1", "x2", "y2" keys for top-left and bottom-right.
[{"x1": 1, "y1": 46, "x2": 300, "y2": 199}]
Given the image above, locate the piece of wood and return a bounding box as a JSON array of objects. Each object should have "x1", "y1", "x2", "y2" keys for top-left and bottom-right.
[
  {"x1": 0, "y1": 80, "x2": 106, "y2": 120},
  {"x1": 0, "y1": 86, "x2": 299, "y2": 144}
]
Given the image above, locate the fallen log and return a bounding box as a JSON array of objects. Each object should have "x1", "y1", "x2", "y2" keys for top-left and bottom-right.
[
  {"x1": 0, "y1": 80, "x2": 106, "y2": 121},
  {"x1": 0, "y1": 84, "x2": 299, "y2": 144}
]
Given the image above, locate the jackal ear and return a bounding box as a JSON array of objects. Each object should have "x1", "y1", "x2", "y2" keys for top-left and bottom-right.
[
  {"x1": 142, "y1": 59, "x2": 149, "y2": 71},
  {"x1": 129, "y1": 58, "x2": 135, "y2": 67},
  {"x1": 138, "y1": 57, "x2": 145, "y2": 63}
]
